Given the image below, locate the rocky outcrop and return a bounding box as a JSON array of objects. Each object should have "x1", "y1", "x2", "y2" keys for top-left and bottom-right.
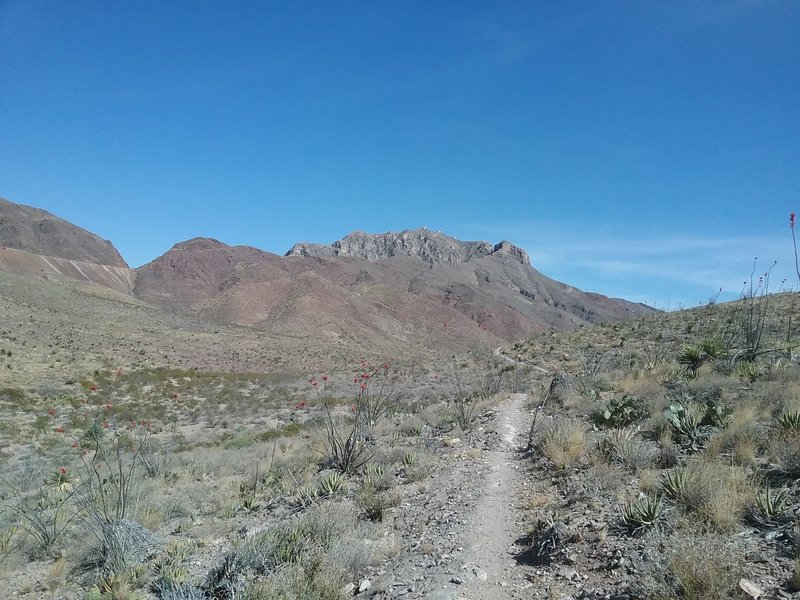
[
  {"x1": 284, "y1": 228, "x2": 531, "y2": 266},
  {"x1": 332, "y1": 229, "x2": 494, "y2": 264},
  {"x1": 490, "y1": 241, "x2": 530, "y2": 265},
  {"x1": 0, "y1": 197, "x2": 128, "y2": 267},
  {"x1": 284, "y1": 242, "x2": 338, "y2": 258}
]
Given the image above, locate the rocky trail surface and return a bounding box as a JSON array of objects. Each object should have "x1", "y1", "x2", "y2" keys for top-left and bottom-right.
[{"x1": 374, "y1": 393, "x2": 537, "y2": 599}]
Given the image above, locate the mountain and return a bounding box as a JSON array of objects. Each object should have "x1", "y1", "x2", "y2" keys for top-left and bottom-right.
[
  {"x1": 0, "y1": 197, "x2": 655, "y2": 361},
  {"x1": 135, "y1": 228, "x2": 652, "y2": 349},
  {"x1": 0, "y1": 197, "x2": 127, "y2": 267},
  {"x1": 286, "y1": 228, "x2": 532, "y2": 266}
]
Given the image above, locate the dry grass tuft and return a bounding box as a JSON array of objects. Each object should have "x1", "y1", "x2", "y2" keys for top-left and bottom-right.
[
  {"x1": 679, "y1": 459, "x2": 756, "y2": 531},
  {"x1": 540, "y1": 419, "x2": 586, "y2": 469}
]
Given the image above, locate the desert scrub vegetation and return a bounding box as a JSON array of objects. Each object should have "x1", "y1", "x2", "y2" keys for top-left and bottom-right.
[
  {"x1": 0, "y1": 355, "x2": 469, "y2": 598},
  {"x1": 204, "y1": 502, "x2": 378, "y2": 600},
  {"x1": 516, "y1": 284, "x2": 800, "y2": 597},
  {"x1": 537, "y1": 418, "x2": 587, "y2": 469}
]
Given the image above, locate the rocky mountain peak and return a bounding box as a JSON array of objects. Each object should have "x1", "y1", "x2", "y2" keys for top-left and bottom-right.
[
  {"x1": 491, "y1": 241, "x2": 530, "y2": 265},
  {"x1": 285, "y1": 228, "x2": 530, "y2": 266}
]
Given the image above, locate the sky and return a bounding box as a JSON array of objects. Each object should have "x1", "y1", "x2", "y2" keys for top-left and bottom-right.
[{"x1": 1, "y1": 1, "x2": 798, "y2": 309}]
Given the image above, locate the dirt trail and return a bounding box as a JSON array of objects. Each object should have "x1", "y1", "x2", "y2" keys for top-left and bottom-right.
[
  {"x1": 379, "y1": 393, "x2": 536, "y2": 599},
  {"x1": 493, "y1": 346, "x2": 549, "y2": 374},
  {"x1": 452, "y1": 392, "x2": 532, "y2": 599}
]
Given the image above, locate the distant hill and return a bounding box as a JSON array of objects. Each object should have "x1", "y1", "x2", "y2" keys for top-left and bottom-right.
[
  {"x1": 135, "y1": 228, "x2": 652, "y2": 348},
  {"x1": 0, "y1": 197, "x2": 127, "y2": 267},
  {"x1": 0, "y1": 196, "x2": 655, "y2": 358}
]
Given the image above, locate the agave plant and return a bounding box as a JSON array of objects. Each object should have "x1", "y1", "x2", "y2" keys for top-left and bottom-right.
[
  {"x1": 530, "y1": 520, "x2": 568, "y2": 564},
  {"x1": 661, "y1": 468, "x2": 691, "y2": 502},
  {"x1": 598, "y1": 428, "x2": 636, "y2": 463},
  {"x1": 46, "y1": 467, "x2": 74, "y2": 492},
  {"x1": 401, "y1": 451, "x2": 417, "y2": 467},
  {"x1": 621, "y1": 494, "x2": 665, "y2": 534},
  {"x1": 366, "y1": 463, "x2": 386, "y2": 478},
  {"x1": 778, "y1": 410, "x2": 800, "y2": 432},
  {"x1": 318, "y1": 471, "x2": 348, "y2": 497},
  {"x1": 756, "y1": 484, "x2": 789, "y2": 521}
]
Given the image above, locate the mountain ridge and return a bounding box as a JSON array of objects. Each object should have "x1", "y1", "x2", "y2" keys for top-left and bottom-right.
[
  {"x1": 0, "y1": 197, "x2": 128, "y2": 267},
  {"x1": 285, "y1": 227, "x2": 531, "y2": 266},
  {"x1": 0, "y1": 196, "x2": 656, "y2": 353}
]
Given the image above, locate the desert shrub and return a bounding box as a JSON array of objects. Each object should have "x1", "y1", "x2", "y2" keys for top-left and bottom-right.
[
  {"x1": 357, "y1": 483, "x2": 400, "y2": 522},
  {"x1": 155, "y1": 583, "x2": 207, "y2": 600},
  {"x1": 591, "y1": 394, "x2": 646, "y2": 428},
  {"x1": 678, "y1": 460, "x2": 756, "y2": 531},
  {"x1": 540, "y1": 419, "x2": 586, "y2": 469},
  {"x1": 76, "y1": 519, "x2": 159, "y2": 582},
  {"x1": 711, "y1": 402, "x2": 760, "y2": 446},
  {"x1": 735, "y1": 361, "x2": 764, "y2": 382},
  {"x1": 638, "y1": 532, "x2": 745, "y2": 599},
  {"x1": 222, "y1": 427, "x2": 255, "y2": 450},
  {"x1": 596, "y1": 428, "x2": 655, "y2": 473},
  {"x1": 769, "y1": 431, "x2": 800, "y2": 476},
  {"x1": 244, "y1": 564, "x2": 345, "y2": 600},
  {"x1": 204, "y1": 502, "x2": 372, "y2": 600}
]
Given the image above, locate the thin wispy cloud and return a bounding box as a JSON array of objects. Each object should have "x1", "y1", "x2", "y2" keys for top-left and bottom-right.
[{"x1": 458, "y1": 220, "x2": 796, "y2": 310}]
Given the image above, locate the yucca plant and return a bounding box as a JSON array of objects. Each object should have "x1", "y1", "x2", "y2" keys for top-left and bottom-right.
[
  {"x1": 698, "y1": 337, "x2": 726, "y2": 360},
  {"x1": 778, "y1": 410, "x2": 800, "y2": 432},
  {"x1": 735, "y1": 361, "x2": 762, "y2": 383},
  {"x1": 621, "y1": 494, "x2": 665, "y2": 534},
  {"x1": 401, "y1": 451, "x2": 417, "y2": 467},
  {"x1": 678, "y1": 344, "x2": 704, "y2": 373},
  {"x1": 756, "y1": 484, "x2": 789, "y2": 521},
  {"x1": 661, "y1": 468, "x2": 691, "y2": 502},
  {"x1": 318, "y1": 471, "x2": 348, "y2": 497}
]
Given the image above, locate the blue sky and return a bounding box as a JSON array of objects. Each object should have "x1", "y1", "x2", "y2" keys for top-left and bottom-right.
[{"x1": 1, "y1": 1, "x2": 798, "y2": 309}]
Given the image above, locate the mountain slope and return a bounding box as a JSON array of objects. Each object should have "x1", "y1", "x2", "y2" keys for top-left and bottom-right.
[
  {"x1": 0, "y1": 197, "x2": 654, "y2": 357},
  {"x1": 0, "y1": 197, "x2": 128, "y2": 267},
  {"x1": 135, "y1": 229, "x2": 653, "y2": 349}
]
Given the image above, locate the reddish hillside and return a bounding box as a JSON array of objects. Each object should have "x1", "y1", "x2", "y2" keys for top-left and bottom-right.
[
  {"x1": 0, "y1": 197, "x2": 127, "y2": 267},
  {"x1": 134, "y1": 230, "x2": 653, "y2": 350}
]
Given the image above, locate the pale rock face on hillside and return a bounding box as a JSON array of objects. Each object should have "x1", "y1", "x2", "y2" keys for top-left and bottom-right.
[{"x1": 286, "y1": 228, "x2": 531, "y2": 266}]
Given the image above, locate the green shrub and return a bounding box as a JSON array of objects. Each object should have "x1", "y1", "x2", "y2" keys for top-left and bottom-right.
[{"x1": 592, "y1": 394, "x2": 645, "y2": 428}]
